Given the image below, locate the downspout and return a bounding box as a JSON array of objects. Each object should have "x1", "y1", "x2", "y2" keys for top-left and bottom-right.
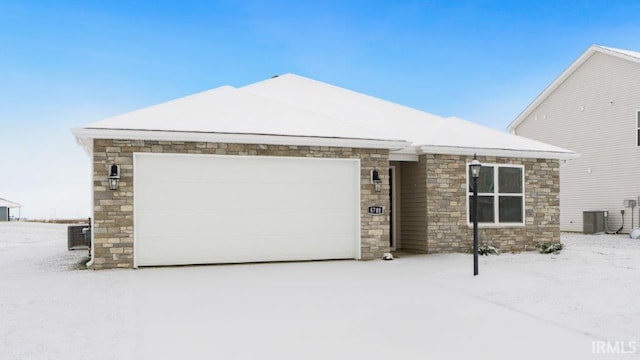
[
  {"x1": 87, "y1": 154, "x2": 95, "y2": 268},
  {"x1": 71, "y1": 130, "x2": 95, "y2": 268}
]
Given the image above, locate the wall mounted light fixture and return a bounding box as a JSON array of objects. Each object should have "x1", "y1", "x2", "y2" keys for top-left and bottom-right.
[
  {"x1": 371, "y1": 168, "x2": 382, "y2": 192},
  {"x1": 108, "y1": 164, "x2": 120, "y2": 190}
]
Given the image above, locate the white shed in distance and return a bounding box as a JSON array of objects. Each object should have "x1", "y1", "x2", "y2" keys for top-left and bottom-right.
[{"x1": 0, "y1": 198, "x2": 22, "y2": 221}]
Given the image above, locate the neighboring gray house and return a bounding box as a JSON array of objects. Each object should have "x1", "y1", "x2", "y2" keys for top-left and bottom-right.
[
  {"x1": 72, "y1": 74, "x2": 575, "y2": 270},
  {"x1": 0, "y1": 198, "x2": 22, "y2": 221},
  {"x1": 508, "y1": 45, "x2": 640, "y2": 233}
]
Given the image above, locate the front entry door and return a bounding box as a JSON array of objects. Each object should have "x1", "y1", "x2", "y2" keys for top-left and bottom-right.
[{"x1": 389, "y1": 167, "x2": 396, "y2": 250}]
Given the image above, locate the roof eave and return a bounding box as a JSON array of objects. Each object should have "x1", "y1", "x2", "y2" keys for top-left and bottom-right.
[
  {"x1": 0, "y1": 201, "x2": 22, "y2": 208},
  {"x1": 71, "y1": 128, "x2": 94, "y2": 156},
  {"x1": 71, "y1": 128, "x2": 411, "y2": 151},
  {"x1": 419, "y1": 145, "x2": 579, "y2": 160}
]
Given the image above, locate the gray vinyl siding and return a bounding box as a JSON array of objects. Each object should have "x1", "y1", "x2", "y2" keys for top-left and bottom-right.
[
  {"x1": 514, "y1": 51, "x2": 640, "y2": 232},
  {"x1": 399, "y1": 158, "x2": 428, "y2": 252},
  {"x1": 0, "y1": 207, "x2": 7, "y2": 221}
]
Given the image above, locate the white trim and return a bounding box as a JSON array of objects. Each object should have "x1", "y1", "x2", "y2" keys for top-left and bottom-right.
[
  {"x1": 88, "y1": 149, "x2": 95, "y2": 268},
  {"x1": 508, "y1": 45, "x2": 640, "y2": 132},
  {"x1": 466, "y1": 163, "x2": 526, "y2": 227},
  {"x1": 354, "y1": 158, "x2": 362, "y2": 260},
  {"x1": 72, "y1": 128, "x2": 577, "y2": 161},
  {"x1": 389, "y1": 165, "x2": 398, "y2": 251},
  {"x1": 70, "y1": 129, "x2": 93, "y2": 157},
  {"x1": 0, "y1": 199, "x2": 22, "y2": 208},
  {"x1": 389, "y1": 153, "x2": 419, "y2": 162},
  {"x1": 71, "y1": 128, "x2": 410, "y2": 152},
  {"x1": 133, "y1": 153, "x2": 138, "y2": 269},
  {"x1": 466, "y1": 223, "x2": 526, "y2": 229},
  {"x1": 420, "y1": 145, "x2": 578, "y2": 160}
]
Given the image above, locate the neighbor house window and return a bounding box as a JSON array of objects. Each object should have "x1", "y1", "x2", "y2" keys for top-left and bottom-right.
[{"x1": 467, "y1": 163, "x2": 524, "y2": 225}]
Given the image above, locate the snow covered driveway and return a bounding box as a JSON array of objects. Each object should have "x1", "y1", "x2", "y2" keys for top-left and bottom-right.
[{"x1": 1, "y1": 222, "x2": 638, "y2": 359}]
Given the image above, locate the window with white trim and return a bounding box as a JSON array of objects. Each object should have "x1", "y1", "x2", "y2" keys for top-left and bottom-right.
[
  {"x1": 637, "y1": 111, "x2": 640, "y2": 146},
  {"x1": 467, "y1": 164, "x2": 524, "y2": 225}
]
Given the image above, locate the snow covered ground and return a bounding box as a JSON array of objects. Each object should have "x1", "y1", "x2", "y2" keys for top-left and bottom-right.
[{"x1": 1, "y1": 222, "x2": 639, "y2": 359}]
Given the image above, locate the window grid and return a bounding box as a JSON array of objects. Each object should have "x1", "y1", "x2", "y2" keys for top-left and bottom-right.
[{"x1": 467, "y1": 163, "x2": 525, "y2": 226}]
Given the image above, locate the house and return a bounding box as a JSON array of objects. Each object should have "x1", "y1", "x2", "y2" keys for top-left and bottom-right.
[
  {"x1": 72, "y1": 74, "x2": 575, "y2": 269},
  {"x1": 0, "y1": 198, "x2": 22, "y2": 221},
  {"x1": 508, "y1": 45, "x2": 640, "y2": 233}
]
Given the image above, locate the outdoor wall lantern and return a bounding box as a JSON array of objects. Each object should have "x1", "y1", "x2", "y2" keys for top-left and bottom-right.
[
  {"x1": 469, "y1": 154, "x2": 482, "y2": 276},
  {"x1": 371, "y1": 168, "x2": 382, "y2": 192},
  {"x1": 108, "y1": 164, "x2": 120, "y2": 191}
]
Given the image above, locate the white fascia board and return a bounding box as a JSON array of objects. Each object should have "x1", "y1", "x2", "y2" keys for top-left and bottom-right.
[
  {"x1": 71, "y1": 128, "x2": 411, "y2": 151},
  {"x1": 71, "y1": 128, "x2": 94, "y2": 157},
  {"x1": 599, "y1": 46, "x2": 640, "y2": 65},
  {"x1": 389, "y1": 153, "x2": 419, "y2": 162},
  {"x1": 419, "y1": 145, "x2": 579, "y2": 160},
  {"x1": 0, "y1": 200, "x2": 22, "y2": 208},
  {"x1": 389, "y1": 146, "x2": 419, "y2": 161}
]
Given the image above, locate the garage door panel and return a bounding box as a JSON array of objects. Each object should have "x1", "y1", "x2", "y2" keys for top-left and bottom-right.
[
  {"x1": 136, "y1": 208, "x2": 355, "y2": 238},
  {"x1": 139, "y1": 185, "x2": 355, "y2": 214},
  {"x1": 134, "y1": 154, "x2": 360, "y2": 266},
  {"x1": 137, "y1": 234, "x2": 355, "y2": 265},
  {"x1": 136, "y1": 155, "x2": 355, "y2": 185},
  {"x1": 147, "y1": 183, "x2": 355, "y2": 211},
  {"x1": 136, "y1": 231, "x2": 356, "y2": 266}
]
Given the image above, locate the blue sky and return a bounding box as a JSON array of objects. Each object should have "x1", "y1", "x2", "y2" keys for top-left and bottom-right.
[{"x1": 2, "y1": 0, "x2": 640, "y2": 218}]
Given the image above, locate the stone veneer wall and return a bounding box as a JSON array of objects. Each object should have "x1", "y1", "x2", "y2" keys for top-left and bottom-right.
[
  {"x1": 425, "y1": 154, "x2": 560, "y2": 253},
  {"x1": 92, "y1": 139, "x2": 390, "y2": 270}
]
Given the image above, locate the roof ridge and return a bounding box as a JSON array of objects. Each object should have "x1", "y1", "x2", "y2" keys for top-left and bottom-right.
[
  {"x1": 244, "y1": 73, "x2": 445, "y2": 120},
  {"x1": 238, "y1": 85, "x2": 394, "y2": 141}
]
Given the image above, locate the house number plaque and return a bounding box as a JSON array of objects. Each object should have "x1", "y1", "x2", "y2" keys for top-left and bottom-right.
[{"x1": 368, "y1": 205, "x2": 385, "y2": 215}]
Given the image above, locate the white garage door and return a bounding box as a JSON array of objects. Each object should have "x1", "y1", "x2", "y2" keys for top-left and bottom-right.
[{"x1": 134, "y1": 153, "x2": 360, "y2": 267}]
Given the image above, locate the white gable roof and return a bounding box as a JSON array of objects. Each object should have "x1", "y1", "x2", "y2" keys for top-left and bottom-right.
[
  {"x1": 243, "y1": 74, "x2": 575, "y2": 158},
  {"x1": 242, "y1": 74, "x2": 445, "y2": 140},
  {"x1": 508, "y1": 45, "x2": 640, "y2": 131},
  {"x1": 417, "y1": 116, "x2": 575, "y2": 156},
  {"x1": 82, "y1": 84, "x2": 397, "y2": 142},
  {"x1": 0, "y1": 198, "x2": 21, "y2": 208},
  {"x1": 73, "y1": 74, "x2": 576, "y2": 160}
]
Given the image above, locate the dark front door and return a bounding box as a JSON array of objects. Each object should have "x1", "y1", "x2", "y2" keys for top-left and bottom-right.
[{"x1": 389, "y1": 168, "x2": 394, "y2": 249}]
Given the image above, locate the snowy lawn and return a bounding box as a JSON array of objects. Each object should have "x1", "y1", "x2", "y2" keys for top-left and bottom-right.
[{"x1": 1, "y1": 222, "x2": 639, "y2": 359}]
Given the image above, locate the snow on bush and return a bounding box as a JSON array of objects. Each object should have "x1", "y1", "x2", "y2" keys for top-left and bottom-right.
[
  {"x1": 477, "y1": 244, "x2": 501, "y2": 255},
  {"x1": 535, "y1": 241, "x2": 563, "y2": 254}
]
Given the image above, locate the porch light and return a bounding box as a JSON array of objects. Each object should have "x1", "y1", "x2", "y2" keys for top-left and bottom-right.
[
  {"x1": 108, "y1": 164, "x2": 120, "y2": 191},
  {"x1": 371, "y1": 168, "x2": 382, "y2": 192},
  {"x1": 470, "y1": 156, "x2": 481, "y2": 178},
  {"x1": 470, "y1": 154, "x2": 481, "y2": 276}
]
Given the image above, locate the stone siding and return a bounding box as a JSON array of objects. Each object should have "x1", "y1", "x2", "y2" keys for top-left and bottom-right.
[
  {"x1": 425, "y1": 154, "x2": 560, "y2": 253},
  {"x1": 92, "y1": 139, "x2": 390, "y2": 269}
]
